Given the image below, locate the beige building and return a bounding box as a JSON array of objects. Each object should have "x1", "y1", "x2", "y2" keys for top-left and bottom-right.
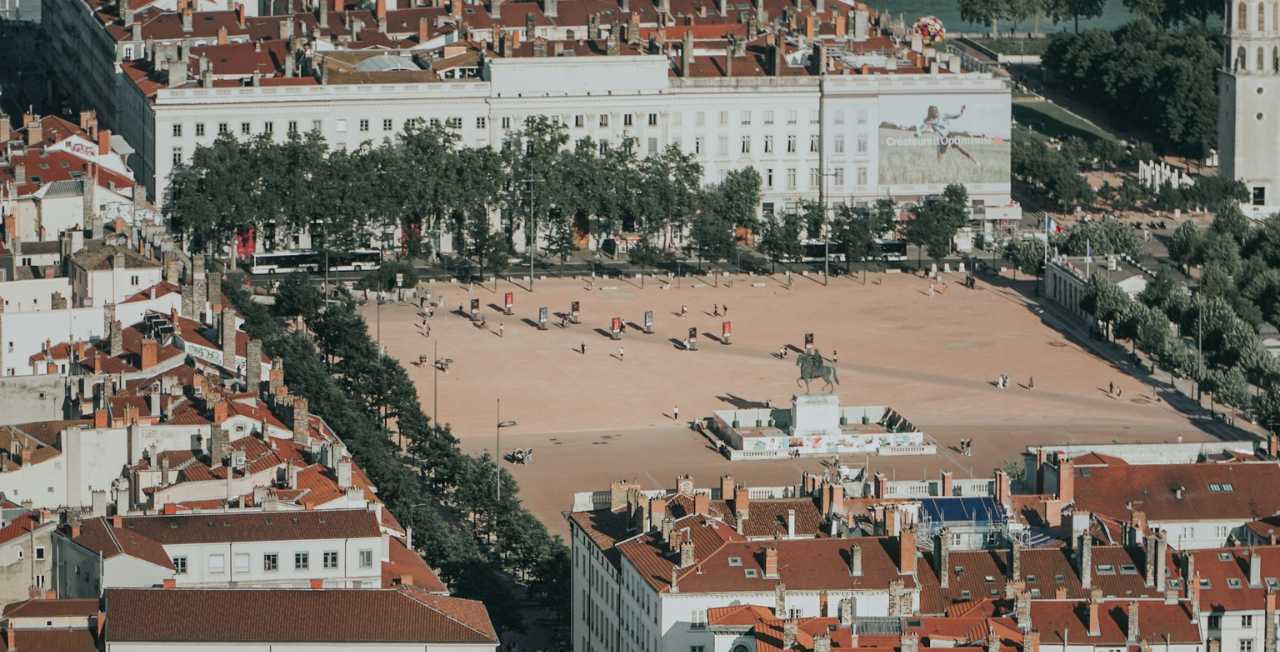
[
  {"x1": 1218, "y1": 0, "x2": 1280, "y2": 217},
  {"x1": 0, "y1": 511, "x2": 56, "y2": 608}
]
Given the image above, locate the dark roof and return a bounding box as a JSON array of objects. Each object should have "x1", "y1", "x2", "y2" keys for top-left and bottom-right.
[
  {"x1": 72, "y1": 517, "x2": 175, "y2": 570},
  {"x1": 2, "y1": 598, "x2": 99, "y2": 619},
  {"x1": 1074, "y1": 462, "x2": 1280, "y2": 522},
  {"x1": 118, "y1": 509, "x2": 380, "y2": 544},
  {"x1": 919, "y1": 497, "x2": 1008, "y2": 526},
  {"x1": 104, "y1": 587, "x2": 496, "y2": 643}
]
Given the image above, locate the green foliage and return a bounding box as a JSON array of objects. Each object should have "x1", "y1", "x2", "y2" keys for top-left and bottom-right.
[
  {"x1": 1011, "y1": 127, "x2": 1095, "y2": 211},
  {"x1": 222, "y1": 276, "x2": 568, "y2": 640},
  {"x1": 1053, "y1": 217, "x2": 1141, "y2": 258},
  {"x1": 906, "y1": 184, "x2": 970, "y2": 264},
  {"x1": 1167, "y1": 221, "x2": 1203, "y2": 268},
  {"x1": 1042, "y1": 21, "x2": 1223, "y2": 155},
  {"x1": 831, "y1": 201, "x2": 893, "y2": 269},
  {"x1": 357, "y1": 260, "x2": 418, "y2": 292},
  {"x1": 759, "y1": 211, "x2": 804, "y2": 265},
  {"x1": 1004, "y1": 237, "x2": 1049, "y2": 275}
]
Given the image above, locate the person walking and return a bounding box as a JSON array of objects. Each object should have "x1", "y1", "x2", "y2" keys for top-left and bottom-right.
[
  {"x1": 581, "y1": 342, "x2": 587, "y2": 355},
  {"x1": 673, "y1": 405, "x2": 679, "y2": 421},
  {"x1": 681, "y1": 304, "x2": 688, "y2": 318},
  {"x1": 499, "y1": 322, "x2": 505, "y2": 338},
  {"x1": 1028, "y1": 376, "x2": 1034, "y2": 390},
  {"x1": 713, "y1": 305, "x2": 720, "y2": 317},
  {"x1": 618, "y1": 346, "x2": 625, "y2": 361},
  {"x1": 722, "y1": 304, "x2": 728, "y2": 316},
  {"x1": 1109, "y1": 381, "x2": 1114, "y2": 395},
  {"x1": 832, "y1": 349, "x2": 839, "y2": 364}
]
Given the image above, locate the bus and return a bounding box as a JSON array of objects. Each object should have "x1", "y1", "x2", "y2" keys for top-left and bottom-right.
[{"x1": 249, "y1": 250, "x2": 382, "y2": 274}]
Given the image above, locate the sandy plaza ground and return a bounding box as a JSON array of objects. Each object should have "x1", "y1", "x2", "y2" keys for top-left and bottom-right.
[{"x1": 362, "y1": 270, "x2": 1238, "y2": 538}]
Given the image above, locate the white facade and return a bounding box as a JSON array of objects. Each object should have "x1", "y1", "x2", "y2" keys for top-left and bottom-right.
[
  {"x1": 106, "y1": 644, "x2": 496, "y2": 652},
  {"x1": 132, "y1": 55, "x2": 1012, "y2": 221},
  {"x1": 1219, "y1": 0, "x2": 1280, "y2": 215},
  {"x1": 0, "y1": 425, "x2": 130, "y2": 509},
  {"x1": 164, "y1": 535, "x2": 385, "y2": 589},
  {"x1": 0, "y1": 278, "x2": 72, "y2": 314},
  {"x1": 74, "y1": 264, "x2": 163, "y2": 308}
]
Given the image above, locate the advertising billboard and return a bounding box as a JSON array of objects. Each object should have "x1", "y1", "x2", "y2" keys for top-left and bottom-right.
[{"x1": 877, "y1": 94, "x2": 1010, "y2": 187}]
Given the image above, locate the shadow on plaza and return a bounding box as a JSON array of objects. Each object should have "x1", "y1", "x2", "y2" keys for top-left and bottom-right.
[{"x1": 980, "y1": 270, "x2": 1257, "y2": 444}]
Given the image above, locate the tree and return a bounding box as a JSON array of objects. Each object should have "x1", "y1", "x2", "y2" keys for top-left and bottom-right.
[
  {"x1": 831, "y1": 204, "x2": 890, "y2": 273},
  {"x1": 1045, "y1": 0, "x2": 1106, "y2": 32},
  {"x1": 1080, "y1": 274, "x2": 1129, "y2": 339},
  {"x1": 274, "y1": 272, "x2": 323, "y2": 322},
  {"x1": 1137, "y1": 267, "x2": 1182, "y2": 313},
  {"x1": 1004, "y1": 237, "x2": 1049, "y2": 275},
  {"x1": 758, "y1": 211, "x2": 804, "y2": 270},
  {"x1": 907, "y1": 186, "x2": 968, "y2": 267},
  {"x1": 1167, "y1": 220, "x2": 1202, "y2": 269}
]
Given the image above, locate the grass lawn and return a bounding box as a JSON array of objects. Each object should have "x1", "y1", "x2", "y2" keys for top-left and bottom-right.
[{"x1": 1012, "y1": 98, "x2": 1117, "y2": 142}]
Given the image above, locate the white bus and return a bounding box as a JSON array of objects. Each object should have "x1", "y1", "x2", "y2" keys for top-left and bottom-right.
[{"x1": 250, "y1": 250, "x2": 382, "y2": 274}]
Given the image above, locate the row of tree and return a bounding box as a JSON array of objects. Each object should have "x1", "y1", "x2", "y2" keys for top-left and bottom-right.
[
  {"x1": 960, "y1": 0, "x2": 1219, "y2": 37},
  {"x1": 225, "y1": 275, "x2": 569, "y2": 640},
  {"x1": 1041, "y1": 20, "x2": 1222, "y2": 156},
  {"x1": 168, "y1": 119, "x2": 763, "y2": 275}
]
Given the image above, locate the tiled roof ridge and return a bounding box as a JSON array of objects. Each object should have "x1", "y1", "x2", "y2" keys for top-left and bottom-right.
[{"x1": 397, "y1": 588, "x2": 492, "y2": 639}]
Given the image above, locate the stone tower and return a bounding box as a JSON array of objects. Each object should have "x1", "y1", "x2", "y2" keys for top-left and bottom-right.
[{"x1": 1219, "y1": 0, "x2": 1280, "y2": 210}]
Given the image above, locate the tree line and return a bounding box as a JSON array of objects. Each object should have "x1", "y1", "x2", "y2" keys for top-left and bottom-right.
[
  {"x1": 167, "y1": 118, "x2": 763, "y2": 274},
  {"x1": 224, "y1": 274, "x2": 569, "y2": 640},
  {"x1": 960, "y1": 0, "x2": 1220, "y2": 35}
]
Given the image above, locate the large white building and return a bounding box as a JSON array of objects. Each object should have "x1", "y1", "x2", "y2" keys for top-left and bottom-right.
[
  {"x1": 1219, "y1": 0, "x2": 1280, "y2": 218},
  {"x1": 45, "y1": 0, "x2": 1018, "y2": 233}
]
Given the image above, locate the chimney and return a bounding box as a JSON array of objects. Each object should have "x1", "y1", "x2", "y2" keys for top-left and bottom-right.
[
  {"x1": 319, "y1": 0, "x2": 329, "y2": 28},
  {"x1": 149, "y1": 387, "x2": 160, "y2": 418},
  {"x1": 210, "y1": 424, "x2": 229, "y2": 465},
  {"x1": 1015, "y1": 590, "x2": 1032, "y2": 633},
  {"x1": 376, "y1": 0, "x2": 388, "y2": 20},
  {"x1": 293, "y1": 397, "x2": 310, "y2": 444},
  {"x1": 679, "y1": 537, "x2": 695, "y2": 568},
  {"x1": 987, "y1": 625, "x2": 1000, "y2": 652},
  {"x1": 246, "y1": 339, "x2": 263, "y2": 393},
  {"x1": 1190, "y1": 572, "x2": 1201, "y2": 622},
  {"x1": 660, "y1": 515, "x2": 674, "y2": 542},
  {"x1": 418, "y1": 16, "x2": 430, "y2": 41},
  {"x1": 771, "y1": 42, "x2": 784, "y2": 75},
  {"x1": 221, "y1": 308, "x2": 237, "y2": 369},
  {"x1": 140, "y1": 339, "x2": 158, "y2": 370},
  {"x1": 1088, "y1": 588, "x2": 1102, "y2": 636},
  {"x1": 783, "y1": 617, "x2": 797, "y2": 647},
  {"x1": 815, "y1": 634, "x2": 833, "y2": 652},
  {"x1": 901, "y1": 633, "x2": 919, "y2": 652},
  {"x1": 693, "y1": 492, "x2": 710, "y2": 515},
  {"x1": 1154, "y1": 530, "x2": 1167, "y2": 591},
  {"x1": 610, "y1": 480, "x2": 630, "y2": 511},
  {"x1": 648, "y1": 497, "x2": 667, "y2": 529},
  {"x1": 839, "y1": 597, "x2": 855, "y2": 626},
  {"x1": 182, "y1": 6, "x2": 193, "y2": 32},
  {"x1": 1010, "y1": 538, "x2": 1022, "y2": 581},
  {"x1": 1266, "y1": 589, "x2": 1277, "y2": 652},
  {"x1": 996, "y1": 470, "x2": 1012, "y2": 507},
  {"x1": 670, "y1": 567, "x2": 679, "y2": 592},
  {"x1": 212, "y1": 398, "x2": 229, "y2": 425},
  {"x1": 786, "y1": 509, "x2": 796, "y2": 537},
  {"x1": 935, "y1": 529, "x2": 950, "y2": 588},
  {"x1": 338, "y1": 456, "x2": 353, "y2": 489},
  {"x1": 1144, "y1": 534, "x2": 1157, "y2": 587},
  {"x1": 0, "y1": 114, "x2": 8, "y2": 143},
  {"x1": 1058, "y1": 458, "x2": 1074, "y2": 504},
  {"x1": 849, "y1": 543, "x2": 862, "y2": 576},
  {"x1": 940, "y1": 471, "x2": 953, "y2": 496},
  {"x1": 24, "y1": 113, "x2": 41, "y2": 147},
  {"x1": 764, "y1": 546, "x2": 779, "y2": 579},
  {"x1": 1252, "y1": 550, "x2": 1264, "y2": 588},
  {"x1": 1079, "y1": 533, "x2": 1092, "y2": 589},
  {"x1": 97, "y1": 128, "x2": 111, "y2": 156},
  {"x1": 110, "y1": 319, "x2": 123, "y2": 357},
  {"x1": 1025, "y1": 632, "x2": 1040, "y2": 652},
  {"x1": 719, "y1": 474, "x2": 735, "y2": 500},
  {"x1": 681, "y1": 29, "x2": 693, "y2": 77},
  {"x1": 899, "y1": 527, "x2": 916, "y2": 575},
  {"x1": 854, "y1": 9, "x2": 869, "y2": 40},
  {"x1": 543, "y1": 0, "x2": 558, "y2": 18},
  {"x1": 776, "y1": 582, "x2": 788, "y2": 615},
  {"x1": 1127, "y1": 601, "x2": 1141, "y2": 643},
  {"x1": 676, "y1": 474, "x2": 694, "y2": 496},
  {"x1": 1183, "y1": 553, "x2": 1196, "y2": 598}
]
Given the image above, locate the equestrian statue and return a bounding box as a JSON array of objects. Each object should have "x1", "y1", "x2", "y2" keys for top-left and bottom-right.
[{"x1": 797, "y1": 348, "x2": 840, "y2": 394}]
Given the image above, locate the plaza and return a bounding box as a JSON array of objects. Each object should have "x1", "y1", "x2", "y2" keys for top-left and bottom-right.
[{"x1": 365, "y1": 271, "x2": 1241, "y2": 537}]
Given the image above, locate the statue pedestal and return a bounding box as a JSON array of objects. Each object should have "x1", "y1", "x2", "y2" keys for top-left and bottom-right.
[{"x1": 791, "y1": 394, "x2": 841, "y2": 438}]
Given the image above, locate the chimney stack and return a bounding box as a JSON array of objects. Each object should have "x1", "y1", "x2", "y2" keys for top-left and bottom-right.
[
  {"x1": 733, "y1": 486, "x2": 750, "y2": 520},
  {"x1": 1126, "y1": 601, "x2": 1141, "y2": 643},
  {"x1": 293, "y1": 397, "x2": 310, "y2": 444},
  {"x1": 899, "y1": 527, "x2": 916, "y2": 575},
  {"x1": 182, "y1": 5, "x2": 193, "y2": 32},
  {"x1": 1079, "y1": 533, "x2": 1092, "y2": 589},
  {"x1": 1010, "y1": 538, "x2": 1022, "y2": 581},
  {"x1": 693, "y1": 492, "x2": 710, "y2": 516},
  {"x1": 935, "y1": 529, "x2": 950, "y2": 589},
  {"x1": 246, "y1": 339, "x2": 263, "y2": 393},
  {"x1": 679, "y1": 537, "x2": 695, "y2": 568},
  {"x1": 140, "y1": 339, "x2": 158, "y2": 370},
  {"x1": 849, "y1": 543, "x2": 862, "y2": 576},
  {"x1": 786, "y1": 509, "x2": 796, "y2": 537},
  {"x1": 221, "y1": 308, "x2": 237, "y2": 370},
  {"x1": 25, "y1": 114, "x2": 42, "y2": 147},
  {"x1": 1088, "y1": 588, "x2": 1102, "y2": 636},
  {"x1": 764, "y1": 546, "x2": 779, "y2": 579},
  {"x1": 338, "y1": 456, "x2": 353, "y2": 489},
  {"x1": 1252, "y1": 550, "x2": 1264, "y2": 588},
  {"x1": 1266, "y1": 589, "x2": 1277, "y2": 652},
  {"x1": 681, "y1": 29, "x2": 693, "y2": 77}
]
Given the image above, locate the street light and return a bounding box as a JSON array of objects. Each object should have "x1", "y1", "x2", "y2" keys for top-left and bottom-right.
[
  {"x1": 494, "y1": 398, "x2": 518, "y2": 503},
  {"x1": 520, "y1": 177, "x2": 542, "y2": 291}
]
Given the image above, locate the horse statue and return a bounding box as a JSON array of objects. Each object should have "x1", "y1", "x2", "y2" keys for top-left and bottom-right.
[{"x1": 797, "y1": 348, "x2": 840, "y2": 394}]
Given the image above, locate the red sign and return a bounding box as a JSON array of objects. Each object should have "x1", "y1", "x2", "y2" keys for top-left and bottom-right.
[
  {"x1": 611, "y1": 317, "x2": 622, "y2": 332},
  {"x1": 504, "y1": 291, "x2": 514, "y2": 309},
  {"x1": 722, "y1": 321, "x2": 732, "y2": 336},
  {"x1": 235, "y1": 227, "x2": 256, "y2": 260}
]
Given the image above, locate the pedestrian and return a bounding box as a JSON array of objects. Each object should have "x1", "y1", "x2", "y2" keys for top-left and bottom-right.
[
  {"x1": 723, "y1": 304, "x2": 728, "y2": 315},
  {"x1": 673, "y1": 405, "x2": 679, "y2": 421},
  {"x1": 561, "y1": 315, "x2": 567, "y2": 328},
  {"x1": 499, "y1": 322, "x2": 504, "y2": 338},
  {"x1": 1109, "y1": 381, "x2": 1114, "y2": 395},
  {"x1": 713, "y1": 305, "x2": 720, "y2": 317},
  {"x1": 618, "y1": 346, "x2": 625, "y2": 361},
  {"x1": 1028, "y1": 376, "x2": 1034, "y2": 390},
  {"x1": 1117, "y1": 387, "x2": 1122, "y2": 397},
  {"x1": 581, "y1": 342, "x2": 586, "y2": 355},
  {"x1": 833, "y1": 349, "x2": 839, "y2": 364},
  {"x1": 425, "y1": 323, "x2": 431, "y2": 338},
  {"x1": 681, "y1": 304, "x2": 688, "y2": 318}
]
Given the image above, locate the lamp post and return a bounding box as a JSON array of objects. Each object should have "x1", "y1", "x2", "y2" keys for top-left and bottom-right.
[
  {"x1": 818, "y1": 170, "x2": 840, "y2": 286},
  {"x1": 432, "y1": 340, "x2": 440, "y2": 423},
  {"x1": 520, "y1": 178, "x2": 541, "y2": 291},
  {"x1": 494, "y1": 398, "x2": 518, "y2": 550}
]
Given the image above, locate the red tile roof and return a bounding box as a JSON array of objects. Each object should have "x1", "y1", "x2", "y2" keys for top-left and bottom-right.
[
  {"x1": 2, "y1": 629, "x2": 98, "y2": 652},
  {"x1": 383, "y1": 536, "x2": 448, "y2": 593},
  {"x1": 1187, "y1": 546, "x2": 1280, "y2": 611},
  {"x1": 1029, "y1": 600, "x2": 1201, "y2": 645},
  {"x1": 104, "y1": 587, "x2": 496, "y2": 644},
  {"x1": 1074, "y1": 463, "x2": 1280, "y2": 522},
  {"x1": 2, "y1": 598, "x2": 98, "y2": 619},
  {"x1": 117, "y1": 508, "x2": 380, "y2": 545},
  {"x1": 71, "y1": 517, "x2": 175, "y2": 570}
]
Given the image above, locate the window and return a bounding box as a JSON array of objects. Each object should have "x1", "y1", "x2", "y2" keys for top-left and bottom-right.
[
  {"x1": 33, "y1": 574, "x2": 43, "y2": 589},
  {"x1": 786, "y1": 109, "x2": 797, "y2": 124},
  {"x1": 1096, "y1": 564, "x2": 1115, "y2": 575},
  {"x1": 382, "y1": 118, "x2": 394, "y2": 132},
  {"x1": 218, "y1": 122, "x2": 229, "y2": 135},
  {"x1": 172, "y1": 124, "x2": 182, "y2": 137},
  {"x1": 359, "y1": 119, "x2": 370, "y2": 132},
  {"x1": 264, "y1": 121, "x2": 274, "y2": 134},
  {"x1": 191, "y1": 123, "x2": 204, "y2": 138},
  {"x1": 857, "y1": 166, "x2": 868, "y2": 186},
  {"x1": 834, "y1": 110, "x2": 845, "y2": 125},
  {"x1": 857, "y1": 134, "x2": 868, "y2": 154},
  {"x1": 809, "y1": 168, "x2": 820, "y2": 188},
  {"x1": 1244, "y1": 615, "x2": 1255, "y2": 627},
  {"x1": 835, "y1": 136, "x2": 845, "y2": 154},
  {"x1": 810, "y1": 134, "x2": 819, "y2": 152},
  {"x1": 446, "y1": 117, "x2": 462, "y2": 129},
  {"x1": 766, "y1": 169, "x2": 774, "y2": 188},
  {"x1": 691, "y1": 647, "x2": 706, "y2": 652},
  {"x1": 648, "y1": 113, "x2": 658, "y2": 126},
  {"x1": 234, "y1": 553, "x2": 250, "y2": 574},
  {"x1": 124, "y1": 45, "x2": 134, "y2": 59},
  {"x1": 1209, "y1": 614, "x2": 1222, "y2": 629},
  {"x1": 857, "y1": 108, "x2": 868, "y2": 124},
  {"x1": 130, "y1": 275, "x2": 139, "y2": 286},
  {"x1": 1242, "y1": 639, "x2": 1255, "y2": 652},
  {"x1": 172, "y1": 148, "x2": 183, "y2": 165},
  {"x1": 648, "y1": 137, "x2": 658, "y2": 154},
  {"x1": 787, "y1": 135, "x2": 797, "y2": 153},
  {"x1": 728, "y1": 556, "x2": 743, "y2": 566},
  {"x1": 741, "y1": 110, "x2": 752, "y2": 125},
  {"x1": 763, "y1": 136, "x2": 773, "y2": 153},
  {"x1": 311, "y1": 119, "x2": 323, "y2": 132},
  {"x1": 574, "y1": 114, "x2": 585, "y2": 128},
  {"x1": 694, "y1": 137, "x2": 704, "y2": 155},
  {"x1": 624, "y1": 113, "x2": 634, "y2": 127},
  {"x1": 208, "y1": 553, "x2": 225, "y2": 574},
  {"x1": 286, "y1": 120, "x2": 297, "y2": 134},
  {"x1": 173, "y1": 556, "x2": 188, "y2": 574},
  {"x1": 294, "y1": 552, "x2": 309, "y2": 570},
  {"x1": 34, "y1": 546, "x2": 44, "y2": 560},
  {"x1": 240, "y1": 122, "x2": 251, "y2": 136},
  {"x1": 1253, "y1": 186, "x2": 1266, "y2": 205},
  {"x1": 718, "y1": 111, "x2": 729, "y2": 126},
  {"x1": 323, "y1": 551, "x2": 339, "y2": 569},
  {"x1": 833, "y1": 168, "x2": 844, "y2": 187},
  {"x1": 741, "y1": 136, "x2": 751, "y2": 154},
  {"x1": 264, "y1": 553, "x2": 279, "y2": 571},
  {"x1": 786, "y1": 168, "x2": 797, "y2": 190},
  {"x1": 810, "y1": 109, "x2": 819, "y2": 124},
  {"x1": 359, "y1": 549, "x2": 374, "y2": 568},
  {"x1": 672, "y1": 112, "x2": 683, "y2": 127},
  {"x1": 476, "y1": 116, "x2": 487, "y2": 129},
  {"x1": 717, "y1": 136, "x2": 729, "y2": 156},
  {"x1": 599, "y1": 114, "x2": 610, "y2": 127}
]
